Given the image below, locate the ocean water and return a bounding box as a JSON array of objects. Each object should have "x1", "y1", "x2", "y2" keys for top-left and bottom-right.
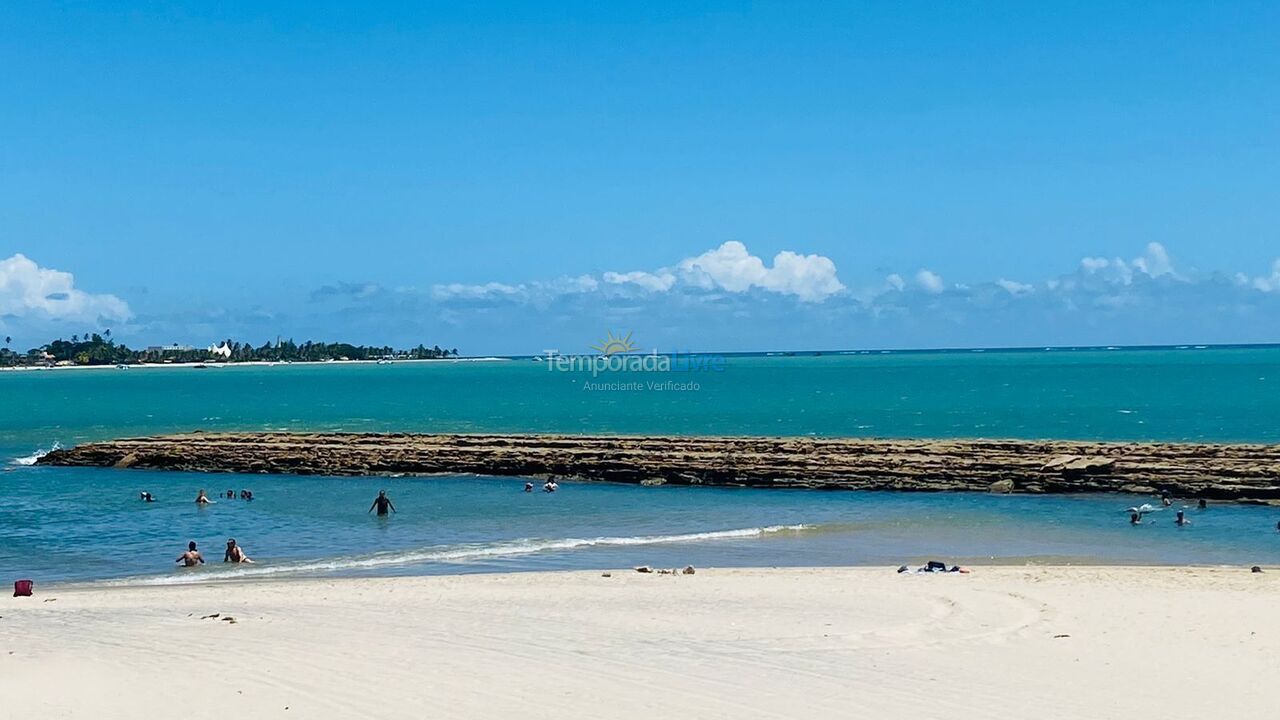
[{"x1": 3, "y1": 347, "x2": 1280, "y2": 584}]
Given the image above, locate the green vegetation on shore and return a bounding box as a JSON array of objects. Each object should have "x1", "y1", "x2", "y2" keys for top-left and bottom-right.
[{"x1": 0, "y1": 331, "x2": 459, "y2": 367}]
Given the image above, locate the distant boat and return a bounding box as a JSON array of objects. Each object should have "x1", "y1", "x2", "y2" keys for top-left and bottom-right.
[
  {"x1": 192, "y1": 363, "x2": 208, "y2": 369},
  {"x1": 116, "y1": 364, "x2": 129, "y2": 370}
]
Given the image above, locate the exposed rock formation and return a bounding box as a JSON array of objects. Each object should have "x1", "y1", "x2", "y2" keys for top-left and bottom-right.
[{"x1": 37, "y1": 431, "x2": 1280, "y2": 502}]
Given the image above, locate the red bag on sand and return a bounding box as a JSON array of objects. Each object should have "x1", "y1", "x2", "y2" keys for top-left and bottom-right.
[{"x1": 13, "y1": 579, "x2": 33, "y2": 597}]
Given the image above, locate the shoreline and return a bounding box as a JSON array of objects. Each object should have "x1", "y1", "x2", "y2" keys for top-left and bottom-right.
[
  {"x1": 4, "y1": 566, "x2": 1275, "y2": 718},
  {"x1": 0, "y1": 356, "x2": 512, "y2": 372},
  {"x1": 33, "y1": 559, "x2": 1280, "y2": 593},
  {"x1": 40, "y1": 430, "x2": 1280, "y2": 501}
]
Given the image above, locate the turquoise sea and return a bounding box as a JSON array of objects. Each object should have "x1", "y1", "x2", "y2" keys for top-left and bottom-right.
[{"x1": 3, "y1": 346, "x2": 1280, "y2": 584}]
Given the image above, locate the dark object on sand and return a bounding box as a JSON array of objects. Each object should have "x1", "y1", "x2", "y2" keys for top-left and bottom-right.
[
  {"x1": 1251, "y1": 566, "x2": 1263, "y2": 573},
  {"x1": 13, "y1": 579, "x2": 33, "y2": 597},
  {"x1": 634, "y1": 566, "x2": 653, "y2": 573},
  {"x1": 898, "y1": 561, "x2": 970, "y2": 574},
  {"x1": 682, "y1": 566, "x2": 696, "y2": 575}
]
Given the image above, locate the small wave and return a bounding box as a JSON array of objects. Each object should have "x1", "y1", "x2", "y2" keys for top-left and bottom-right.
[
  {"x1": 11, "y1": 441, "x2": 61, "y2": 466},
  {"x1": 106, "y1": 524, "x2": 811, "y2": 586}
]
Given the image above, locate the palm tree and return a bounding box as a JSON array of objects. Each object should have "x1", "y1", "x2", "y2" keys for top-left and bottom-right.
[
  {"x1": 104, "y1": 329, "x2": 111, "y2": 339},
  {"x1": 71, "y1": 334, "x2": 79, "y2": 343},
  {"x1": 4, "y1": 336, "x2": 10, "y2": 347}
]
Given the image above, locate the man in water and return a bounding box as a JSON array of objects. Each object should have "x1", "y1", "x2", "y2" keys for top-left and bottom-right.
[
  {"x1": 1175, "y1": 510, "x2": 1191, "y2": 526},
  {"x1": 140, "y1": 491, "x2": 155, "y2": 502},
  {"x1": 223, "y1": 538, "x2": 254, "y2": 564},
  {"x1": 1198, "y1": 498, "x2": 1208, "y2": 510},
  {"x1": 368, "y1": 490, "x2": 396, "y2": 516},
  {"x1": 195, "y1": 489, "x2": 214, "y2": 505},
  {"x1": 225, "y1": 489, "x2": 235, "y2": 500},
  {"x1": 1129, "y1": 512, "x2": 1142, "y2": 525},
  {"x1": 176, "y1": 541, "x2": 205, "y2": 567},
  {"x1": 524, "y1": 482, "x2": 534, "y2": 493},
  {"x1": 543, "y1": 480, "x2": 558, "y2": 493}
]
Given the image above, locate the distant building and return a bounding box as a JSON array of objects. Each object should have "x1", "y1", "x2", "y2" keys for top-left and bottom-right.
[
  {"x1": 146, "y1": 344, "x2": 195, "y2": 353},
  {"x1": 207, "y1": 342, "x2": 232, "y2": 359}
]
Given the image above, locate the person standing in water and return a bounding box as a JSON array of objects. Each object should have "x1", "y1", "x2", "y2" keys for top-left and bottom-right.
[
  {"x1": 176, "y1": 541, "x2": 205, "y2": 567},
  {"x1": 1175, "y1": 510, "x2": 1191, "y2": 526},
  {"x1": 195, "y1": 489, "x2": 214, "y2": 505},
  {"x1": 223, "y1": 538, "x2": 254, "y2": 564},
  {"x1": 368, "y1": 490, "x2": 396, "y2": 516}
]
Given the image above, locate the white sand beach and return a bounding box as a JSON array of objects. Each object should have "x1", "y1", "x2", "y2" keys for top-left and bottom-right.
[{"x1": 2, "y1": 566, "x2": 1275, "y2": 719}]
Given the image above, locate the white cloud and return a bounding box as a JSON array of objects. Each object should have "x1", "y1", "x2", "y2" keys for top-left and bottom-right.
[
  {"x1": 996, "y1": 278, "x2": 1034, "y2": 295},
  {"x1": 884, "y1": 273, "x2": 905, "y2": 291},
  {"x1": 758, "y1": 250, "x2": 846, "y2": 301},
  {"x1": 1132, "y1": 242, "x2": 1174, "y2": 277},
  {"x1": 431, "y1": 282, "x2": 521, "y2": 301},
  {"x1": 1080, "y1": 242, "x2": 1177, "y2": 286},
  {"x1": 915, "y1": 269, "x2": 944, "y2": 294},
  {"x1": 0, "y1": 253, "x2": 131, "y2": 323},
  {"x1": 1249, "y1": 259, "x2": 1280, "y2": 292},
  {"x1": 673, "y1": 241, "x2": 845, "y2": 301},
  {"x1": 603, "y1": 270, "x2": 676, "y2": 292}
]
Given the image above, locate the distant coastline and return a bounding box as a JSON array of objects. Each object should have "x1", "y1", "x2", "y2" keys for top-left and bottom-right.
[{"x1": 0, "y1": 356, "x2": 509, "y2": 373}]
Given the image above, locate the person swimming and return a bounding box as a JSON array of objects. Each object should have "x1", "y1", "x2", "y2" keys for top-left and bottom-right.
[
  {"x1": 368, "y1": 490, "x2": 396, "y2": 516},
  {"x1": 240, "y1": 489, "x2": 254, "y2": 501},
  {"x1": 1175, "y1": 510, "x2": 1191, "y2": 526},
  {"x1": 225, "y1": 489, "x2": 235, "y2": 500},
  {"x1": 1160, "y1": 494, "x2": 1173, "y2": 507},
  {"x1": 139, "y1": 491, "x2": 155, "y2": 502},
  {"x1": 1130, "y1": 512, "x2": 1142, "y2": 525},
  {"x1": 195, "y1": 489, "x2": 214, "y2": 505},
  {"x1": 524, "y1": 482, "x2": 534, "y2": 492},
  {"x1": 223, "y1": 538, "x2": 254, "y2": 564},
  {"x1": 543, "y1": 480, "x2": 558, "y2": 493},
  {"x1": 176, "y1": 541, "x2": 205, "y2": 567},
  {"x1": 1198, "y1": 498, "x2": 1207, "y2": 510}
]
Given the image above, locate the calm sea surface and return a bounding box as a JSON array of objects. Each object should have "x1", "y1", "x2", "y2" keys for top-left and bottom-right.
[{"x1": 3, "y1": 347, "x2": 1279, "y2": 584}]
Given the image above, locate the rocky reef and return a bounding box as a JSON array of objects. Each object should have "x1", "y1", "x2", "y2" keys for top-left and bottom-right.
[{"x1": 37, "y1": 431, "x2": 1280, "y2": 502}]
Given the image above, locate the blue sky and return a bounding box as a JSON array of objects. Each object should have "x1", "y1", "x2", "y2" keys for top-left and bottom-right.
[{"x1": 2, "y1": 1, "x2": 1279, "y2": 353}]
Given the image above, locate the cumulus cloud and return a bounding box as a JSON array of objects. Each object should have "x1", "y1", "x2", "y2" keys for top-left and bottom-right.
[
  {"x1": 1079, "y1": 242, "x2": 1178, "y2": 286},
  {"x1": 431, "y1": 282, "x2": 522, "y2": 301},
  {"x1": 915, "y1": 269, "x2": 944, "y2": 294},
  {"x1": 0, "y1": 254, "x2": 131, "y2": 324},
  {"x1": 1245, "y1": 260, "x2": 1280, "y2": 292},
  {"x1": 416, "y1": 241, "x2": 845, "y2": 307},
  {"x1": 603, "y1": 270, "x2": 675, "y2": 292},
  {"x1": 673, "y1": 241, "x2": 845, "y2": 301},
  {"x1": 995, "y1": 279, "x2": 1034, "y2": 295}
]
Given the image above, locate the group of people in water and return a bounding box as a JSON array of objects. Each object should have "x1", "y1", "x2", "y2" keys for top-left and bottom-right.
[
  {"x1": 1127, "y1": 494, "x2": 1280, "y2": 532},
  {"x1": 175, "y1": 538, "x2": 253, "y2": 566},
  {"x1": 169, "y1": 480, "x2": 569, "y2": 569},
  {"x1": 1129, "y1": 494, "x2": 1202, "y2": 525},
  {"x1": 169, "y1": 489, "x2": 408, "y2": 569},
  {"x1": 141, "y1": 488, "x2": 255, "y2": 504}
]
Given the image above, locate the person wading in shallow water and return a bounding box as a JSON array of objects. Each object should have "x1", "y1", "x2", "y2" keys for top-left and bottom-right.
[
  {"x1": 176, "y1": 541, "x2": 204, "y2": 567},
  {"x1": 368, "y1": 490, "x2": 396, "y2": 516},
  {"x1": 223, "y1": 538, "x2": 254, "y2": 564}
]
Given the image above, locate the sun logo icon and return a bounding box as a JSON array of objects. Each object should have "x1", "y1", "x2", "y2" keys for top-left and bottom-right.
[{"x1": 591, "y1": 330, "x2": 638, "y2": 356}]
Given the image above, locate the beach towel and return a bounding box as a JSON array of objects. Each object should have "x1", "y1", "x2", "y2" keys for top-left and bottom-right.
[{"x1": 13, "y1": 579, "x2": 33, "y2": 597}]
